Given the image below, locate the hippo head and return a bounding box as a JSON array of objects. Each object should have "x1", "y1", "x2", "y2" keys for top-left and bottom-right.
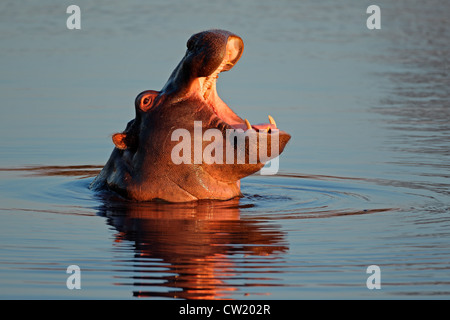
[{"x1": 91, "y1": 30, "x2": 291, "y2": 202}]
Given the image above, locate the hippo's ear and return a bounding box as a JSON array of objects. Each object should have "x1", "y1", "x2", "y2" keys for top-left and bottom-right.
[{"x1": 112, "y1": 133, "x2": 128, "y2": 150}]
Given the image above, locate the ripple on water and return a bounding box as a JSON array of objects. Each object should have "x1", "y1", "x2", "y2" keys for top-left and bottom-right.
[
  {"x1": 0, "y1": 165, "x2": 406, "y2": 221},
  {"x1": 240, "y1": 173, "x2": 404, "y2": 220}
]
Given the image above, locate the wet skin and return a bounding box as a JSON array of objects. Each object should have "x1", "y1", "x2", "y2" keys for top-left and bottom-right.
[{"x1": 90, "y1": 30, "x2": 291, "y2": 202}]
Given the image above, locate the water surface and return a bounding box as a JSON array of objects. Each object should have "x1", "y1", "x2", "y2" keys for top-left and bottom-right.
[{"x1": 0, "y1": 0, "x2": 449, "y2": 299}]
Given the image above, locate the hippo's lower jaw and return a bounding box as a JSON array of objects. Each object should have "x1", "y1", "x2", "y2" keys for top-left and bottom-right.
[{"x1": 90, "y1": 30, "x2": 291, "y2": 202}]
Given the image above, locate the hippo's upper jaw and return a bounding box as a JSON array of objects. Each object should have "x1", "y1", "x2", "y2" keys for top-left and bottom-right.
[{"x1": 90, "y1": 30, "x2": 291, "y2": 202}]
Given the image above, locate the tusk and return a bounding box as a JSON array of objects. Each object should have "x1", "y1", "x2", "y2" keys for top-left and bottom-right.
[
  {"x1": 268, "y1": 115, "x2": 277, "y2": 128},
  {"x1": 245, "y1": 119, "x2": 252, "y2": 130}
]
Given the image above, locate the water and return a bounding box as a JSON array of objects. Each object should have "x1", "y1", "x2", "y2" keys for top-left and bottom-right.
[{"x1": 0, "y1": 0, "x2": 449, "y2": 299}]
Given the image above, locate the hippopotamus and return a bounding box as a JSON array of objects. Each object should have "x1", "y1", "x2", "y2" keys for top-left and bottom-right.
[{"x1": 90, "y1": 29, "x2": 290, "y2": 202}]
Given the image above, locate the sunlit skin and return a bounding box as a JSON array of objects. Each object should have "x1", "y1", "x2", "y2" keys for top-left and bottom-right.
[{"x1": 90, "y1": 30, "x2": 291, "y2": 202}]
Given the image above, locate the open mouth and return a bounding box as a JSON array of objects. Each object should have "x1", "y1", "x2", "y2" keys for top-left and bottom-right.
[{"x1": 197, "y1": 37, "x2": 279, "y2": 134}]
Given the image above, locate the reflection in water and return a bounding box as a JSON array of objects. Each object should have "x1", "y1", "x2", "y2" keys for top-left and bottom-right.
[{"x1": 96, "y1": 195, "x2": 288, "y2": 299}]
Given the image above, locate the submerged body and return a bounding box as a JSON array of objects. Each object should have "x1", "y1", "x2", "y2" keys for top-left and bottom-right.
[{"x1": 91, "y1": 30, "x2": 290, "y2": 202}]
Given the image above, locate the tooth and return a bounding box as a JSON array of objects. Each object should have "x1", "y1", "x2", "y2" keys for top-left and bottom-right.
[
  {"x1": 268, "y1": 115, "x2": 277, "y2": 128},
  {"x1": 245, "y1": 119, "x2": 252, "y2": 130}
]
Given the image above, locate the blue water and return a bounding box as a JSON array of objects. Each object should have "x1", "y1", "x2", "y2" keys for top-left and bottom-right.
[{"x1": 0, "y1": 0, "x2": 449, "y2": 299}]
